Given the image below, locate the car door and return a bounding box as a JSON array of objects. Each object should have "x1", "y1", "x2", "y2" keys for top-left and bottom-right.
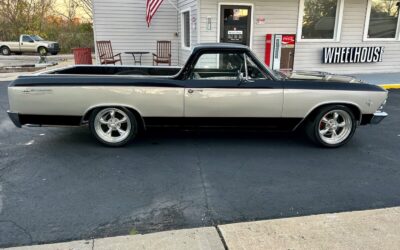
[
  {"x1": 20, "y1": 35, "x2": 36, "y2": 53},
  {"x1": 184, "y1": 51, "x2": 284, "y2": 128}
]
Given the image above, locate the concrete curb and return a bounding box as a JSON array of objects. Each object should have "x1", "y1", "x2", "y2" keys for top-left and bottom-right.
[
  {"x1": 4, "y1": 207, "x2": 400, "y2": 250},
  {"x1": 5, "y1": 227, "x2": 225, "y2": 250}
]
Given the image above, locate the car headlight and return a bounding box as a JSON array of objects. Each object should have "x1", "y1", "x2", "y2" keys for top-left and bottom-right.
[{"x1": 48, "y1": 44, "x2": 54, "y2": 48}]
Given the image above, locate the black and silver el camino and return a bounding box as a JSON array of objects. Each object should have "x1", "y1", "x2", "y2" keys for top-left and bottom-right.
[{"x1": 7, "y1": 44, "x2": 388, "y2": 147}]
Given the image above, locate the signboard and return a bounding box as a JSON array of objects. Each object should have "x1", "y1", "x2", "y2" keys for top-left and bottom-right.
[
  {"x1": 323, "y1": 46, "x2": 384, "y2": 64},
  {"x1": 227, "y1": 30, "x2": 243, "y2": 35},
  {"x1": 227, "y1": 30, "x2": 243, "y2": 41},
  {"x1": 256, "y1": 17, "x2": 265, "y2": 25},
  {"x1": 282, "y1": 35, "x2": 295, "y2": 48}
]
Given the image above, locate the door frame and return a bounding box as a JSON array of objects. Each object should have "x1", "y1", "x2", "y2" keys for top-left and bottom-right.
[{"x1": 217, "y1": 2, "x2": 254, "y2": 49}]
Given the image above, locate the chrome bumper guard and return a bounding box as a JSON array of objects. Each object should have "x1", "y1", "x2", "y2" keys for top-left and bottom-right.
[
  {"x1": 7, "y1": 111, "x2": 21, "y2": 128},
  {"x1": 371, "y1": 111, "x2": 388, "y2": 125}
]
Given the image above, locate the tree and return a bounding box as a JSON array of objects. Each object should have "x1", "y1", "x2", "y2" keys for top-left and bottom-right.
[
  {"x1": 0, "y1": 0, "x2": 55, "y2": 40},
  {"x1": 72, "y1": 0, "x2": 92, "y2": 20}
]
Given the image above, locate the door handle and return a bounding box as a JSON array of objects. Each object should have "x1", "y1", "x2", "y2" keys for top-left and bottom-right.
[{"x1": 188, "y1": 89, "x2": 203, "y2": 94}]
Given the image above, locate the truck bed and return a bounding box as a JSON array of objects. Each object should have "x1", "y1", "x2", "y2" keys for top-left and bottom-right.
[{"x1": 48, "y1": 65, "x2": 181, "y2": 76}]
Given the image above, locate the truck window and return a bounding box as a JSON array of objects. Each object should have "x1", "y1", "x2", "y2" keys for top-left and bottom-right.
[
  {"x1": 22, "y1": 36, "x2": 34, "y2": 43},
  {"x1": 191, "y1": 52, "x2": 246, "y2": 80},
  {"x1": 245, "y1": 54, "x2": 266, "y2": 80}
]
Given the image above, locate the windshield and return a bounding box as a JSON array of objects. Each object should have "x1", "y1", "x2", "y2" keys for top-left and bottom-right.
[
  {"x1": 31, "y1": 35, "x2": 44, "y2": 41},
  {"x1": 247, "y1": 51, "x2": 285, "y2": 80}
]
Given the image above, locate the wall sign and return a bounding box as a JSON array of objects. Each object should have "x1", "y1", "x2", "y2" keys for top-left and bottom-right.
[
  {"x1": 323, "y1": 46, "x2": 384, "y2": 64},
  {"x1": 191, "y1": 16, "x2": 197, "y2": 30},
  {"x1": 256, "y1": 17, "x2": 265, "y2": 25}
]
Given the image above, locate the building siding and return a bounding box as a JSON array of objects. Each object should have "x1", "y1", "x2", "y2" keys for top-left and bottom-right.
[
  {"x1": 295, "y1": 0, "x2": 400, "y2": 74},
  {"x1": 199, "y1": 0, "x2": 400, "y2": 74},
  {"x1": 93, "y1": 0, "x2": 400, "y2": 73},
  {"x1": 177, "y1": 0, "x2": 198, "y2": 64},
  {"x1": 199, "y1": 0, "x2": 298, "y2": 62},
  {"x1": 93, "y1": 0, "x2": 179, "y2": 65}
]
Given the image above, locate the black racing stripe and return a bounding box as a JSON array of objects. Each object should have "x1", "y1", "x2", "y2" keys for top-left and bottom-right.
[
  {"x1": 9, "y1": 76, "x2": 183, "y2": 88},
  {"x1": 143, "y1": 117, "x2": 302, "y2": 131},
  {"x1": 19, "y1": 115, "x2": 82, "y2": 126},
  {"x1": 10, "y1": 76, "x2": 386, "y2": 92},
  {"x1": 284, "y1": 81, "x2": 386, "y2": 92}
]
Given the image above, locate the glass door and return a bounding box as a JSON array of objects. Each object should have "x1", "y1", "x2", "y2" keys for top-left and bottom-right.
[{"x1": 220, "y1": 5, "x2": 252, "y2": 46}]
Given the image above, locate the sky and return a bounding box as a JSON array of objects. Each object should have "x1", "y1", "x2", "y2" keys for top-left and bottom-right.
[{"x1": 53, "y1": 0, "x2": 91, "y2": 20}]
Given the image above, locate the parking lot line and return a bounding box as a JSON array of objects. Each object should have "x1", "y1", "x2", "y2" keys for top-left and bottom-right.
[{"x1": 379, "y1": 84, "x2": 400, "y2": 89}]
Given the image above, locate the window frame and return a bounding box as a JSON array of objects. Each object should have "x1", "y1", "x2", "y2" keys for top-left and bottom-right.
[
  {"x1": 189, "y1": 51, "x2": 271, "y2": 81},
  {"x1": 22, "y1": 35, "x2": 34, "y2": 43},
  {"x1": 190, "y1": 51, "x2": 246, "y2": 80},
  {"x1": 363, "y1": 0, "x2": 400, "y2": 41},
  {"x1": 296, "y1": 0, "x2": 345, "y2": 42},
  {"x1": 181, "y1": 8, "x2": 191, "y2": 50}
]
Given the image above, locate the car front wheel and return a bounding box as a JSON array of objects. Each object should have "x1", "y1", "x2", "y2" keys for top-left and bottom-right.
[
  {"x1": 38, "y1": 47, "x2": 48, "y2": 56},
  {"x1": 89, "y1": 107, "x2": 137, "y2": 147},
  {"x1": 306, "y1": 105, "x2": 357, "y2": 148}
]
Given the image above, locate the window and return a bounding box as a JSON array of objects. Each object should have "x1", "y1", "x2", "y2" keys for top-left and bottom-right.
[
  {"x1": 181, "y1": 10, "x2": 191, "y2": 49},
  {"x1": 246, "y1": 55, "x2": 265, "y2": 79},
  {"x1": 22, "y1": 36, "x2": 34, "y2": 42},
  {"x1": 365, "y1": 0, "x2": 400, "y2": 39},
  {"x1": 298, "y1": 0, "x2": 344, "y2": 41},
  {"x1": 191, "y1": 52, "x2": 266, "y2": 81},
  {"x1": 191, "y1": 52, "x2": 245, "y2": 80}
]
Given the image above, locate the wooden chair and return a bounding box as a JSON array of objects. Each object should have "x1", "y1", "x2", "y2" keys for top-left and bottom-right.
[
  {"x1": 96, "y1": 40, "x2": 122, "y2": 65},
  {"x1": 153, "y1": 41, "x2": 171, "y2": 66}
]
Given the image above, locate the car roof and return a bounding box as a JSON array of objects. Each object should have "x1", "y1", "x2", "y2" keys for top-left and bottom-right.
[{"x1": 193, "y1": 43, "x2": 250, "y2": 51}]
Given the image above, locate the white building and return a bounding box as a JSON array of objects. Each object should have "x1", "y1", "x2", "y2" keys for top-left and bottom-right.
[{"x1": 93, "y1": 0, "x2": 400, "y2": 74}]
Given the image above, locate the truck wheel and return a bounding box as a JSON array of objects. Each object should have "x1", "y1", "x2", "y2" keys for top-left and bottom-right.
[
  {"x1": 89, "y1": 107, "x2": 138, "y2": 147},
  {"x1": 38, "y1": 47, "x2": 48, "y2": 56},
  {"x1": 1, "y1": 46, "x2": 11, "y2": 56},
  {"x1": 305, "y1": 105, "x2": 357, "y2": 148}
]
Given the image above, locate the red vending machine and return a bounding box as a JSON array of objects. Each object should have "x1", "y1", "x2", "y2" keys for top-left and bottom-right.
[{"x1": 265, "y1": 34, "x2": 296, "y2": 72}]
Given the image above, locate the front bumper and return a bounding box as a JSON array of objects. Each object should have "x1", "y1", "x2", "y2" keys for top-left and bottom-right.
[
  {"x1": 7, "y1": 111, "x2": 21, "y2": 128},
  {"x1": 48, "y1": 47, "x2": 60, "y2": 53},
  {"x1": 370, "y1": 111, "x2": 388, "y2": 124}
]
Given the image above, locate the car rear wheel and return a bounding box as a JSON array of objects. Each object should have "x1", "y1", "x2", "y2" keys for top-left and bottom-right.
[
  {"x1": 1, "y1": 46, "x2": 11, "y2": 56},
  {"x1": 38, "y1": 47, "x2": 48, "y2": 56},
  {"x1": 89, "y1": 107, "x2": 138, "y2": 147},
  {"x1": 306, "y1": 105, "x2": 357, "y2": 148}
]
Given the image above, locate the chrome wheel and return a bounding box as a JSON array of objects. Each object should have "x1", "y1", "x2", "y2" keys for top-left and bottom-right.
[
  {"x1": 318, "y1": 110, "x2": 352, "y2": 145},
  {"x1": 94, "y1": 108, "x2": 132, "y2": 144},
  {"x1": 39, "y1": 47, "x2": 47, "y2": 56}
]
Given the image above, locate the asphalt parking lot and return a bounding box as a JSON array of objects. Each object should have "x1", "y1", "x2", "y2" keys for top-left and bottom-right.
[{"x1": 0, "y1": 81, "x2": 399, "y2": 248}]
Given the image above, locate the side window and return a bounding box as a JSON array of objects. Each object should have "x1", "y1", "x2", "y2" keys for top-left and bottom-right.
[
  {"x1": 245, "y1": 55, "x2": 266, "y2": 79},
  {"x1": 191, "y1": 52, "x2": 245, "y2": 80},
  {"x1": 22, "y1": 36, "x2": 33, "y2": 42}
]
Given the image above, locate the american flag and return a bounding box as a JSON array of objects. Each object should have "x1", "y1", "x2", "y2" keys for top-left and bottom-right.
[{"x1": 146, "y1": 0, "x2": 165, "y2": 27}]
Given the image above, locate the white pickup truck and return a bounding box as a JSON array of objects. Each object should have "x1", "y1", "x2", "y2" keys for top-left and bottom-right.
[{"x1": 0, "y1": 34, "x2": 60, "y2": 56}]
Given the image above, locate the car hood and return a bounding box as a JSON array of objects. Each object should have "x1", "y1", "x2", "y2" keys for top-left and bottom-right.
[{"x1": 280, "y1": 71, "x2": 365, "y2": 83}]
